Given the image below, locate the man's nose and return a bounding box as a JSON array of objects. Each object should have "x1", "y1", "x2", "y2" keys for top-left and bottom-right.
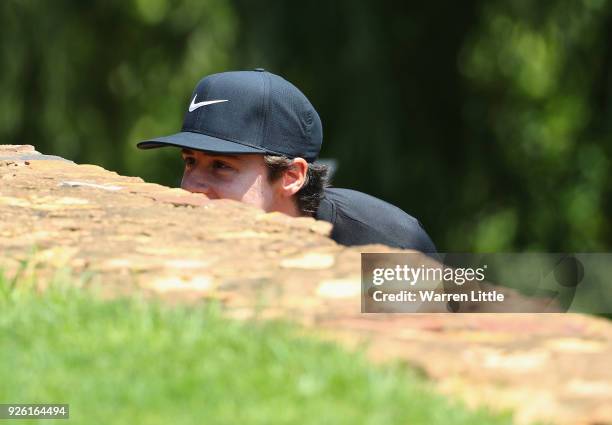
[{"x1": 181, "y1": 176, "x2": 215, "y2": 198}]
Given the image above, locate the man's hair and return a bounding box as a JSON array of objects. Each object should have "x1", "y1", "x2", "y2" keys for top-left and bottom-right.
[{"x1": 263, "y1": 155, "x2": 329, "y2": 215}]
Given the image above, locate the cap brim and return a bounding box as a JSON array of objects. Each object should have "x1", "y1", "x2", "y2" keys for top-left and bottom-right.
[{"x1": 137, "y1": 131, "x2": 267, "y2": 155}]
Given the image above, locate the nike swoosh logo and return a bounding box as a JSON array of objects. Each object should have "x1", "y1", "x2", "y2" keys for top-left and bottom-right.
[{"x1": 188, "y1": 96, "x2": 228, "y2": 112}]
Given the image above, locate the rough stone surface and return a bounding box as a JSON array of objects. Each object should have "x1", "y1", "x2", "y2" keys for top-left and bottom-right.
[{"x1": 1, "y1": 145, "x2": 611, "y2": 425}]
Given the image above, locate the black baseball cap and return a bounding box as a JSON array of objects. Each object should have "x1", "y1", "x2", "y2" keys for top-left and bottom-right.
[{"x1": 137, "y1": 69, "x2": 323, "y2": 162}]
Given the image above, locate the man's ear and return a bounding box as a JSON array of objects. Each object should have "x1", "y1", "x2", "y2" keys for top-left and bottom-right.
[{"x1": 279, "y1": 158, "x2": 308, "y2": 197}]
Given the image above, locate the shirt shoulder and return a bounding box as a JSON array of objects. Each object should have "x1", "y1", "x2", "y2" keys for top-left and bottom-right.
[{"x1": 315, "y1": 187, "x2": 437, "y2": 253}]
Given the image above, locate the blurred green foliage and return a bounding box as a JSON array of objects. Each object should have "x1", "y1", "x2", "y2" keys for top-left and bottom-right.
[{"x1": 1, "y1": 0, "x2": 610, "y2": 251}]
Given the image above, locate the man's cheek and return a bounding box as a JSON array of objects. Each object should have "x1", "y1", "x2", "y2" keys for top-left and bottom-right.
[
  {"x1": 213, "y1": 180, "x2": 247, "y2": 203},
  {"x1": 238, "y1": 184, "x2": 269, "y2": 210},
  {"x1": 237, "y1": 190, "x2": 265, "y2": 209}
]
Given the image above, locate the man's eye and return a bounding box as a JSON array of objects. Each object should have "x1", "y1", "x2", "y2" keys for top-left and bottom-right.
[
  {"x1": 183, "y1": 157, "x2": 195, "y2": 166},
  {"x1": 212, "y1": 161, "x2": 232, "y2": 171}
]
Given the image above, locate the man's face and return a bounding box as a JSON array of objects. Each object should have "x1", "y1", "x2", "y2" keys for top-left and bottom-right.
[{"x1": 180, "y1": 148, "x2": 278, "y2": 211}]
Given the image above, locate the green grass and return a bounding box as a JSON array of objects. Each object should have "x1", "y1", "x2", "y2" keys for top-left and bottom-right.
[{"x1": 0, "y1": 270, "x2": 513, "y2": 425}]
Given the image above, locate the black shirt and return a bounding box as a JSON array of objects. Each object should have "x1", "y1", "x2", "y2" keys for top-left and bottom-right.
[{"x1": 315, "y1": 188, "x2": 437, "y2": 253}]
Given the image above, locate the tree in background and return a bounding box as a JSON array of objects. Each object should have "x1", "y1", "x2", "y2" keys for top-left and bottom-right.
[
  {"x1": 459, "y1": 0, "x2": 611, "y2": 251},
  {"x1": 1, "y1": 0, "x2": 610, "y2": 251},
  {"x1": 0, "y1": 0, "x2": 236, "y2": 185}
]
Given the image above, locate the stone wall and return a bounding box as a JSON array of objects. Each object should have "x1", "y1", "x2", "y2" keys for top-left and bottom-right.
[{"x1": 1, "y1": 145, "x2": 611, "y2": 424}]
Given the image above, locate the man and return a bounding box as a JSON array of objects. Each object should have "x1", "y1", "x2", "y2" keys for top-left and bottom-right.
[{"x1": 137, "y1": 69, "x2": 436, "y2": 253}]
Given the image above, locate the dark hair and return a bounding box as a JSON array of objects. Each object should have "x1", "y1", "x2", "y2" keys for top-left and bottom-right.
[{"x1": 263, "y1": 155, "x2": 329, "y2": 215}]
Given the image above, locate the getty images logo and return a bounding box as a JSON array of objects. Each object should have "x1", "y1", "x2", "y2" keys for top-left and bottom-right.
[{"x1": 372, "y1": 264, "x2": 487, "y2": 286}]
